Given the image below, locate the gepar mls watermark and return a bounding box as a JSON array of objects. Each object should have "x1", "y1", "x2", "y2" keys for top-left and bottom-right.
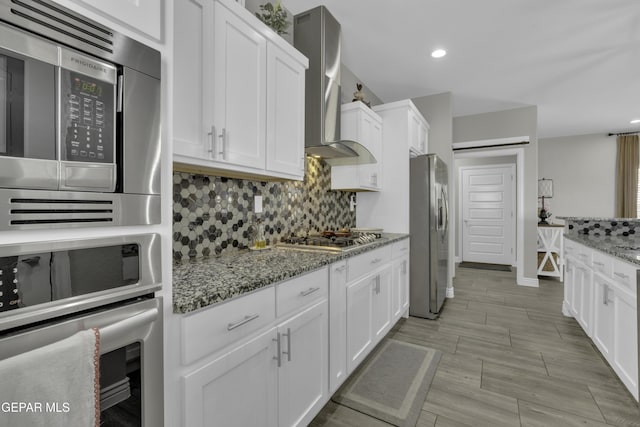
[{"x1": 1, "y1": 401, "x2": 71, "y2": 413}]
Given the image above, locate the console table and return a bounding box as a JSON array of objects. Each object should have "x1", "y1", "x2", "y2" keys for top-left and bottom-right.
[{"x1": 537, "y1": 224, "x2": 564, "y2": 280}]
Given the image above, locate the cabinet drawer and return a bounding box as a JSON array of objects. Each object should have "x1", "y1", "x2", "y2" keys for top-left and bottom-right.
[
  {"x1": 592, "y1": 251, "x2": 613, "y2": 277},
  {"x1": 276, "y1": 268, "x2": 328, "y2": 318},
  {"x1": 391, "y1": 238, "x2": 410, "y2": 259},
  {"x1": 612, "y1": 259, "x2": 638, "y2": 296},
  {"x1": 348, "y1": 245, "x2": 392, "y2": 282},
  {"x1": 564, "y1": 240, "x2": 577, "y2": 258},
  {"x1": 181, "y1": 287, "x2": 276, "y2": 365},
  {"x1": 572, "y1": 244, "x2": 593, "y2": 267}
]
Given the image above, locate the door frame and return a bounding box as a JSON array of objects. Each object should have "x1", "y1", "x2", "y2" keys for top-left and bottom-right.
[
  {"x1": 459, "y1": 163, "x2": 516, "y2": 266},
  {"x1": 454, "y1": 146, "x2": 535, "y2": 287}
]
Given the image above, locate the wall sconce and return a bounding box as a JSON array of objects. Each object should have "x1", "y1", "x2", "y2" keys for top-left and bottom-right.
[{"x1": 538, "y1": 178, "x2": 553, "y2": 224}]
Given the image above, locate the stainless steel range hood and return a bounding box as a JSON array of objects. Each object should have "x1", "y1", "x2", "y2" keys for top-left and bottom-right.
[{"x1": 294, "y1": 6, "x2": 377, "y2": 166}]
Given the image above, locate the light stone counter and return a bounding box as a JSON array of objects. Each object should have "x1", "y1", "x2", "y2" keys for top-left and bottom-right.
[{"x1": 173, "y1": 233, "x2": 409, "y2": 314}]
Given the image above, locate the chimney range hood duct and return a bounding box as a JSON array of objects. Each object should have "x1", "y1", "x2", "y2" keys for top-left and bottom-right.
[{"x1": 294, "y1": 6, "x2": 376, "y2": 166}]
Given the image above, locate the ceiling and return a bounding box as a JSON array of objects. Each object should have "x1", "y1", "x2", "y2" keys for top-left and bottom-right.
[{"x1": 285, "y1": 0, "x2": 640, "y2": 139}]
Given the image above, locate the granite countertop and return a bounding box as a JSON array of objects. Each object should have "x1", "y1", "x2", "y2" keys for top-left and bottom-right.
[
  {"x1": 558, "y1": 216, "x2": 638, "y2": 222},
  {"x1": 173, "y1": 233, "x2": 409, "y2": 314},
  {"x1": 564, "y1": 233, "x2": 640, "y2": 266}
]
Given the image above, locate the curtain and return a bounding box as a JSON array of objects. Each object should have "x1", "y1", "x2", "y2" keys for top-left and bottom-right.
[{"x1": 615, "y1": 134, "x2": 639, "y2": 217}]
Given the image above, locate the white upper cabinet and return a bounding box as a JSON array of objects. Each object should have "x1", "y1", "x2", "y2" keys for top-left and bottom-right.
[
  {"x1": 409, "y1": 106, "x2": 429, "y2": 155},
  {"x1": 212, "y1": 1, "x2": 266, "y2": 169},
  {"x1": 265, "y1": 44, "x2": 306, "y2": 178},
  {"x1": 55, "y1": 0, "x2": 161, "y2": 40},
  {"x1": 331, "y1": 102, "x2": 383, "y2": 191},
  {"x1": 173, "y1": 0, "x2": 308, "y2": 180}
]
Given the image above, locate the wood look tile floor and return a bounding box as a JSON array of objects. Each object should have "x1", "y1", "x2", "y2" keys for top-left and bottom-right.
[{"x1": 310, "y1": 267, "x2": 640, "y2": 427}]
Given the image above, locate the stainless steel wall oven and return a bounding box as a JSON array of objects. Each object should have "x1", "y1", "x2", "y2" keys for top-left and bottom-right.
[
  {"x1": 0, "y1": 234, "x2": 163, "y2": 426},
  {"x1": 0, "y1": 0, "x2": 161, "y2": 230}
]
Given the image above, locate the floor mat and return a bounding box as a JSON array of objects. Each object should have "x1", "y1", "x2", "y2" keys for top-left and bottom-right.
[{"x1": 331, "y1": 338, "x2": 441, "y2": 427}]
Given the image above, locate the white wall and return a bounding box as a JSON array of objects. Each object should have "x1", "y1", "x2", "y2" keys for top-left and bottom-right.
[
  {"x1": 453, "y1": 106, "x2": 538, "y2": 284},
  {"x1": 538, "y1": 133, "x2": 616, "y2": 223}
]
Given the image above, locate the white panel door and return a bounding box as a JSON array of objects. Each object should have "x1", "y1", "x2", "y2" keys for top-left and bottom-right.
[{"x1": 461, "y1": 165, "x2": 515, "y2": 265}]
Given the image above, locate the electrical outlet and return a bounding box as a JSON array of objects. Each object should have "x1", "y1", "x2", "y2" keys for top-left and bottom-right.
[{"x1": 254, "y1": 195, "x2": 263, "y2": 213}]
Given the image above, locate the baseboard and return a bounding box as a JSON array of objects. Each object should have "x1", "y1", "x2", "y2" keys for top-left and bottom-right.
[
  {"x1": 517, "y1": 276, "x2": 539, "y2": 287},
  {"x1": 446, "y1": 287, "x2": 454, "y2": 298},
  {"x1": 561, "y1": 301, "x2": 573, "y2": 317}
]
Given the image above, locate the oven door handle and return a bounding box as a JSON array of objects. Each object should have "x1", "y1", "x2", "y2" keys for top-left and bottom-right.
[{"x1": 99, "y1": 307, "x2": 159, "y2": 353}]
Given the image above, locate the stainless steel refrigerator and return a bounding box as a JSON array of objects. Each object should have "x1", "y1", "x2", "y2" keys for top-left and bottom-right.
[{"x1": 409, "y1": 154, "x2": 449, "y2": 319}]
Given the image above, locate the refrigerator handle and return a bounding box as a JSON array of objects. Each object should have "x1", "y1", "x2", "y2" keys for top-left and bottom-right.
[{"x1": 442, "y1": 187, "x2": 449, "y2": 236}]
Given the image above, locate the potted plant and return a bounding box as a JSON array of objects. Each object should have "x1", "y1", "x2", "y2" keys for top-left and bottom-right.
[{"x1": 255, "y1": 0, "x2": 290, "y2": 35}]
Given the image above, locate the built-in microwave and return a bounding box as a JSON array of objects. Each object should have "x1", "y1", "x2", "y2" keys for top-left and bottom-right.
[{"x1": 0, "y1": 0, "x2": 161, "y2": 230}]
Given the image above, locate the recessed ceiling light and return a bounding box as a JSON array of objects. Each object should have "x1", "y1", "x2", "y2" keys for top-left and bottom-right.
[
  {"x1": 431, "y1": 49, "x2": 447, "y2": 59},
  {"x1": 631, "y1": 119, "x2": 640, "y2": 124}
]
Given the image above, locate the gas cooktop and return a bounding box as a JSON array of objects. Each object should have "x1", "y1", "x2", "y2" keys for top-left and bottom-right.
[{"x1": 276, "y1": 231, "x2": 381, "y2": 253}]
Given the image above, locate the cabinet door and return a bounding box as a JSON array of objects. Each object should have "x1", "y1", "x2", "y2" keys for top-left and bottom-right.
[
  {"x1": 564, "y1": 257, "x2": 577, "y2": 316},
  {"x1": 392, "y1": 256, "x2": 410, "y2": 320},
  {"x1": 409, "y1": 110, "x2": 422, "y2": 154},
  {"x1": 592, "y1": 274, "x2": 614, "y2": 360},
  {"x1": 418, "y1": 121, "x2": 428, "y2": 153},
  {"x1": 346, "y1": 274, "x2": 374, "y2": 373},
  {"x1": 329, "y1": 262, "x2": 348, "y2": 393},
  {"x1": 174, "y1": 0, "x2": 212, "y2": 159},
  {"x1": 372, "y1": 265, "x2": 392, "y2": 342},
  {"x1": 612, "y1": 285, "x2": 638, "y2": 400},
  {"x1": 265, "y1": 44, "x2": 305, "y2": 179},
  {"x1": 358, "y1": 116, "x2": 382, "y2": 190},
  {"x1": 575, "y1": 264, "x2": 593, "y2": 336},
  {"x1": 183, "y1": 327, "x2": 278, "y2": 427},
  {"x1": 213, "y1": 1, "x2": 266, "y2": 169},
  {"x1": 278, "y1": 300, "x2": 328, "y2": 427}
]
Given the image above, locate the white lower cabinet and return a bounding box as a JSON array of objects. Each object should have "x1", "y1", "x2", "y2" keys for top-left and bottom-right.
[
  {"x1": 372, "y1": 265, "x2": 392, "y2": 341},
  {"x1": 575, "y1": 263, "x2": 593, "y2": 336},
  {"x1": 181, "y1": 268, "x2": 329, "y2": 426},
  {"x1": 592, "y1": 273, "x2": 615, "y2": 360},
  {"x1": 392, "y1": 255, "x2": 410, "y2": 319},
  {"x1": 183, "y1": 327, "x2": 279, "y2": 427},
  {"x1": 329, "y1": 261, "x2": 348, "y2": 394},
  {"x1": 346, "y1": 273, "x2": 375, "y2": 373},
  {"x1": 336, "y1": 239, "x2": 409, "y2": 381},
  {"x1": 564, "y1": 239, "x2": 639, "y2": 401},
  {"x1": 277, "y1": 301, "x2": 328, "y2": 427},
  {"x1": 612, "y1": 285, "x2": 638, "y2": 398}
]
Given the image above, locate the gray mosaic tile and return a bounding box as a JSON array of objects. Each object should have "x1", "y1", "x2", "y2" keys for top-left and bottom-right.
[{"x1": 173, "y1": 157, "x2": 356, "y2": 260}]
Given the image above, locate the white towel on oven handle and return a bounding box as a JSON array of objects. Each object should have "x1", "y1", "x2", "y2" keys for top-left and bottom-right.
[{"x1": 0, "y1": 328, "x2": 100, "y2": 427}]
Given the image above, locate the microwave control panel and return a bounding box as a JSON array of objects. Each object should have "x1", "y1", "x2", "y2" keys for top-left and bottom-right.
[{"x1": 60, "y1": 70, "x2": 115, "y2": 164}]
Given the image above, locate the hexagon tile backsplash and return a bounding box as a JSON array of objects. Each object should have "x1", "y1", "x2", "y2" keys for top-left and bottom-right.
[{"x1": 173, "y1": 157, "x2": 356, "y2": 260}]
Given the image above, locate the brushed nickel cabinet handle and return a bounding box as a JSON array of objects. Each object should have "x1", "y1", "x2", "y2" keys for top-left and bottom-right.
[
  {"x1": 300, "y1": 287, "x2": 320, "y2": 297},
  {"x1": 371, "y1": 258, "x2": 382, "y2": 265},
  {"x1": 273, "y1": 332, "x2": 282, "y2": 367},
  {"x1": 207, "y1": 125, "x2": 217, "y2": 159},
  {"x1": 614, "y1": 272, "x2": 629, "y2": 280},
  {"x1": 227, "y1": 313, "x2": 259, "y2": 331},
  {"x1": 218, "y1": 128, "x2": 227, "y2": 160},
  {"x1": 282, "y1": 328, "x2": 291, "y2": 362}
]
